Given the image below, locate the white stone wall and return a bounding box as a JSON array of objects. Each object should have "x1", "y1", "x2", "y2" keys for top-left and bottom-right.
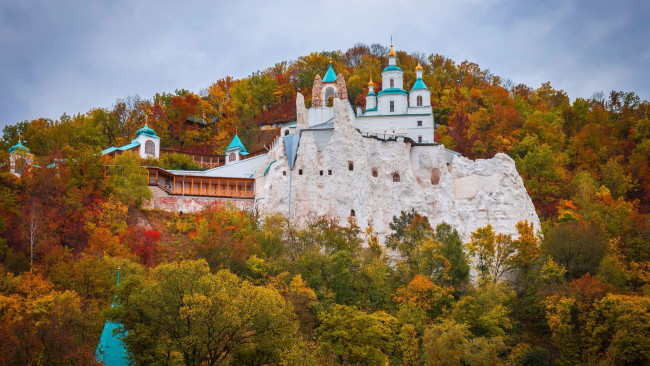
[
  {"x1": 256, "y1": 98, "x2": 540, "y2": 242},
  {"x1": 382, "y1": 70, "x2": 404, "y2": 90}
]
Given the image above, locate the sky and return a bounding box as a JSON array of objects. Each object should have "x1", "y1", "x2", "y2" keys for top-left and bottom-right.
[{"x1": 1, "y1": 0, "x2": 648, "y2": 129}]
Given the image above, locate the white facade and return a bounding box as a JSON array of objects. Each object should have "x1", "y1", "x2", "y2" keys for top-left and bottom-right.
[
  {"x1": 304, "y1": 45, "x2": 436, "y2": 143},
  {"x1": 132, "y1": 133, "x2": 160, "y2": 159}
]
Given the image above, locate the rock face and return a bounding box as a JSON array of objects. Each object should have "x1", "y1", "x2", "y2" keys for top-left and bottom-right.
[{"x1": 256, "y1": 99, "x2": 540, "y2": 241}]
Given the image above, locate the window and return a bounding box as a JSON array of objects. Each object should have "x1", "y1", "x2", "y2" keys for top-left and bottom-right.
[
  {"x1": 299, "y1": 169, "x2": 303, "y2": 175},
  {"x1": 228, "y1": 152, "x2": 236, "y2": 162},
  {"x1": 393, "y1": 173, "x2": 400, "y2": 182},
  {"x1": 328, "y1": 169, "x2": 332, "y2": 175},
  {"x1": 390, "y1": 79, "x2": 394, "y2": 88},
  {"x1": 418, "y1": 136, "x2": 422, "y2": 143},
  {"x1": 348, "y1": 162, "x2": 353, "y2": 171},
  {"x1": 431, "y1": 168, "x2": 441, "y2": 185},
  {"x1": 283, "y1": 171, "x2": 286, "y2": 176},
  {"x1": 350, "y1": 209, "x2": 356, "y2": 217},
  {"x1": 372, "y1": 168, "x2": 378, "y2": 177},
  {"x1": 417, "y1": 120, "x2": 422, "y2": 127},
  {"x1": 320, "y1": 170, "x2": 323, "y2": 176},
  {"x1": 145, "y1": 140, "x2": 155, "y2": 156},
  {"x1": 417, "y1": 95, "x2": 423, "y2": 106},
  {"x1": 390, "y1": 101, "x2": 394, "y2": 112}
]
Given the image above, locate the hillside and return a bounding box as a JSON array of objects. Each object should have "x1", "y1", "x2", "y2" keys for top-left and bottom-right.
[{"x1": 0, "y1": 43, "x2": 648, "y2": 365}]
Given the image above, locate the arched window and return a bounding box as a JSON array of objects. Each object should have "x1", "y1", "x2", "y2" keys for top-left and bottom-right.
[
  {"x1": 324, "y1": 86, "x2": 336, "y2": 107},
  {"x1": 228, "y1": 152, "x2": 236, "y2": 162},
  {"x1": 348, "y1": 162, "x2": 353, "y2": 171},
  {"x1": 390, "y1": 79, "x2": 394, "y2": 88},
  {"x1": 350, "y1": 209, "x2": 356, "y2": 217},
  {"x1": 372, "y1": 168, "x2": 378, "y2": 177},
  {"x1": 390, "y1": 101, "x2": 394, "y2": 112},
  {"x1": 393, "y1": 172, "x2": 400, "y2": 182},
  {"x1": 145, "y1": 140, "x2": 155, "y2": 156},
  {"x1": 417, "y1": 95, "x2": 423, "y2": 106}
]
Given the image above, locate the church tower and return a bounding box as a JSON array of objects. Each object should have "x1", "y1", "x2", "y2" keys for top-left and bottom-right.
[
  {"x1": 311, "y1": 61, "x2": 348, "y2": 107},
  {"x1": 377, "y1": 43, "x2": 408, "y2": 115},
  {"x1": 365, "y1": 77, "x2": 377, "y2": 111}
]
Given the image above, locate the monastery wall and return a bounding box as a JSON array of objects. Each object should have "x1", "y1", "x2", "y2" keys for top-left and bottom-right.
[
  {"x1": 255, "y1": 98, "x2": 540, "y2": 241},
  {"x1": 144, "y1": 186, "x2": 253, "y2": 213}
]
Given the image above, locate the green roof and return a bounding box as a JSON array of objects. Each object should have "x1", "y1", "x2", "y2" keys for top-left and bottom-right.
[
  {"x1": 411, "y1": 78, "x2": 429, "y2": 90},
  {"x1": 135, "y1": 124, "x2": 158, "y2": 138},
  {"x1": 8, "y1": 141, "x2": 29, "y2": 154},
  {"x1": 225, "y1": 135, "x2": 248, "y2": 153},
  {"x1": 382, "y1": 65, "x2": 403, "y2": 72},
  {"x1": 378, "y1": 88, "x2": 408, "y2": 96},
  {"x1": 323, "y1": 63, "x2": 337, "y2": 83}
]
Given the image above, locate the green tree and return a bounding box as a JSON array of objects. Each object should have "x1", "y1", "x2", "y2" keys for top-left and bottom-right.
[
  {"x1": 316, "y1": 304, "x2": 398, "y2": 365},
  {"x1": 111, "y1": 259, "x2": 298, "y2": 366},
  {"x1": 108, "y1": 151, "x2": 152, "y2": 209}
]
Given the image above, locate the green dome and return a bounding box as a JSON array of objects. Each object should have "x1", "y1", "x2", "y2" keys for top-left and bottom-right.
[
  {"x1": 8, "y1": 141, "x2": 29, "y2": 154},
  {"x1": 135, "y1": 124, "x2": 157, "y2": 138}
]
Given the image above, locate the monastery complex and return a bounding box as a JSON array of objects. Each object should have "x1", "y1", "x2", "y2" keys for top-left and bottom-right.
[{"x1": 8, "y1": 45, "x2": 540, "y2": 240}]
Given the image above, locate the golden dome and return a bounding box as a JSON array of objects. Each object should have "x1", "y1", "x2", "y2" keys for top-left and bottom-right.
[
  {"x1": 368, "y1": 77, "x2": 374, "y2": 87},
  {"x1": 388, "y1": 44, "x2": 396, "y2": 57},
  {"x1": 415, "y1": 62, "x2": 423, "y2": 71}
]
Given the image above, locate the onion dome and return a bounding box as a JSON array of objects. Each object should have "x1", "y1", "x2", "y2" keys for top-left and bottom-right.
[
  {"x1": 415, "y1": 62, "x2": 423, "y2": 71},
  {"x1": 135, "y1": 124, "x2": 157, "y2": 138},
  {"x1": 8, "y1": 141, "x2": 29, "y2": 154},
  {"x1": 388, "y1": 44, "x2": 396, "y2": 57},
  {"x1": 368, "y1": 77, "x2": 374, "y2": 87}
]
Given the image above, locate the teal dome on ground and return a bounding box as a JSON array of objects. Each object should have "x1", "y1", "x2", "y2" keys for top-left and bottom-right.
[
  {"x1": 8, "y1": 141, "x2": 29, "y2": 154},
  {"x1": 135, "y1": 124, "x2": 157, "y2": 138}
]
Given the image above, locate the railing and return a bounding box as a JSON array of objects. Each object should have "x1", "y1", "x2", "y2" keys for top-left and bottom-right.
[{"x1": 146, "y1": 167, "x2": 255, "y2": 199}]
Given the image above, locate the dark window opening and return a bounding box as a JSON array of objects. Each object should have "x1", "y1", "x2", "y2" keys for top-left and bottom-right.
[
  {"x1": 417, "y1": 95, "x2": 423, "y2": 106},
  {"x1": 372, "y1": 168, "x2": 378, "y2": 177},
  {"x1": 390, "y1": 101, "x2": 394, "y2": 112},
  {"x1": 299, "y1": 169, "x2": 303, "y2": 175},
  {"x1": 320, "y1": 170, "x2": 323, "y2": 176},
  {"x1": 431, "y1": 168, "x2": 441, "y2": 185},
  {"x1": 393, "y1": 173, "x2": 400, "y2": 182},
  {"x1": 350, "y1": 209, "x2": 356, "y2": 217},
  {"x1": 390, "y1": 79, "x2": 394, "y2": 88},
  {"x1": 418, "y1": 136, "x2": 422, "y2": 143},
  {"x1": 348, "y1": 162, "x2": 353, "y2": 171},
  {"x1": 283, "y1": 171, "x2": 286, "y2": 176},
  {"x1": 328, "y1": 169, "x2": 332, "y2": 175},
  {"x1": 417, "y1": 120, "x2": 422, "y2": 127}
]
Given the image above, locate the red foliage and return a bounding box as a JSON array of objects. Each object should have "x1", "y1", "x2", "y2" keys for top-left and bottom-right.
[{"x1": 126, "y1": 228, "x2": 161, "y2": 266}]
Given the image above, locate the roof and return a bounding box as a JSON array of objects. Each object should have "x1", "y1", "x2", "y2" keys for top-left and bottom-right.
[
  {"x1": 323, "y1": 63, "x2": 337, "y2": 83},
  {"x1": 8, "y1": 141, "x2": 29, "y2": 154},
  {"x1": 135, "y1": 124, "x2": 158, "y2": 138},
  {"x1": 102, "y1": 141, "x2": 140, "y2": 155},
  {"x1": 411, "y1": 78, "x2": 429, "y2": 90},
  {"x1": 95, "y1": 270, "x2": 130, "y2": 366},
  {"x1": 378, "y1": 88, "x2": 408, "y2": 96},
  {"x1": 225, "y1": 135, "x2": 247, "y2": 153},
  {"x1": 304, "y1": 119, "x2": 334, "y2": 130},
  {"x1": 382, "y1": 65, "x2": 402, "y2": 72}
]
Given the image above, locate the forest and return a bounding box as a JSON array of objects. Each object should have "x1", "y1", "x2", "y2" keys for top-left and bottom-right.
[{"x1": 0, "y1": 43, "x2": 648, "y2": 365}]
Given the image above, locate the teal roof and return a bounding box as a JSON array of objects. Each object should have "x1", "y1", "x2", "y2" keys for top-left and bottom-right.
[
  {"x1": 383, "y1": 65, "x2": 403, "y2": 72},
  {"x1": 323, "y1": 63, "x2": 337, "y2": 83},
  {"x1": 135, "y1": 124, "x2": 158, "y2": 138},
  {"x1": 378, "y1": 88, "x2": 408, "y2": 96},
  {"x1": 96, "y1": 270, "x2": 131, "y2": 366},
  {"x1": 225, "y1": 135, "x2": 247, "y2": 153},
  {"x1": 9, "y1": 141, "x2": 29, "y2": 154},
  {"x1": 367, "y1": 91, "x2": 376, "y2": 97},
  {"x1": 102, "y1": 142, "x2": 141, "y2": 155},
  {"x1": 411, "y1": 78, "x2": 429, "y2": 90}
]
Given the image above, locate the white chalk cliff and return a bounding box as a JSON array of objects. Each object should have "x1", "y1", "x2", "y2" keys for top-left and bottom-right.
[{"x1": 255, "y1": 98, "x2": 540, "y2": 241}]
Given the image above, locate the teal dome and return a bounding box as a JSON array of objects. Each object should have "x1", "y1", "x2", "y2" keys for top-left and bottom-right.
[
  {"x1": 323, "y1": 63, "x2": 337, "y2": 83},
  {"x1": 135, "y1": 124, "x2": 157, "y2": 138},
  {"x1": 8, "y1": 141, "x2": 29, "y2": 154},
  {"x1": 411, "y1": 78, "x2": 429, "y2": 90}
]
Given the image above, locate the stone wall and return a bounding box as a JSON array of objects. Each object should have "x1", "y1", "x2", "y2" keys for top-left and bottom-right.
[{"x1": 144, "y1": 186, "x2": 253, "y2": 213}]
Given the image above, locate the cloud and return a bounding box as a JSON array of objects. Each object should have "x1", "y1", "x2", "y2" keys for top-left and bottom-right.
[{"x1": 1, "y1": 0, "x2": 648, "y2": 129}]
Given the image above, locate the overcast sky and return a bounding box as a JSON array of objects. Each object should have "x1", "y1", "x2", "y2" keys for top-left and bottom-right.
[{"x1": 1, "y1": 0, "x2": 648, "y2": 129}]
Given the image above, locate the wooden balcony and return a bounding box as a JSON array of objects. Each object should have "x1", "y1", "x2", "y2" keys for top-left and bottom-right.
[{"x1": 146, "y1": 167, "x2": 255, "y2": 199}]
